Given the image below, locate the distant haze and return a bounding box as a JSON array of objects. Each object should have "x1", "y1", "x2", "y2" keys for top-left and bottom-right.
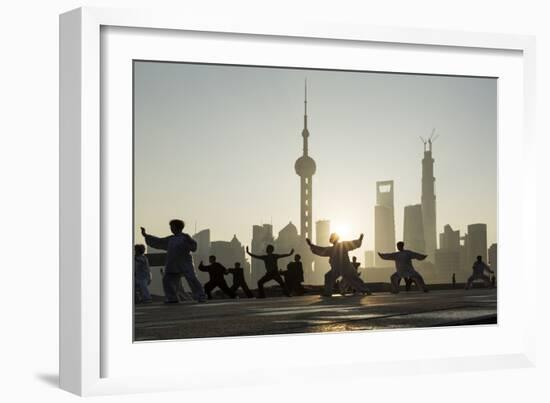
[{"x1": 134, "y1": 61, "x2": 497, "y2": 258}]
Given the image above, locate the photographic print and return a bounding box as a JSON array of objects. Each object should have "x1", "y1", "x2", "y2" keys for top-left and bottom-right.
[{"x1": 133, "y1": 61, "x2": 497, "y2": 341}]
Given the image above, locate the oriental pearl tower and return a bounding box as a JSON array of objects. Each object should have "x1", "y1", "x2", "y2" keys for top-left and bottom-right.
[{"x1": 294, "y1": 81, "x2": 316, "y2": 240}]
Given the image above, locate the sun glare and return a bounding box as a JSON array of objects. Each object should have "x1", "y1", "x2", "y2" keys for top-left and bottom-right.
[{"x1": 332, "y1": 222, "x2": 352, "y2": 240}]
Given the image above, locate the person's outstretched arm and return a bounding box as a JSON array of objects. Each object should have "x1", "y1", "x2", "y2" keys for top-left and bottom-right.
[
  {"x1": 410, "y1": 251, "x2": 428, "y2": 260},
  {"x1": 141, "y1": 227, "x2": 169, "y2": 251},
  {"x1": 378, "y1": 252, "x2": 398, "y2": 260},
  {"x1": 278, "y1": 248, "x2": 295, "y2": 258},
  {"x1": 198, "y1": 261, "x2": 209, "y2": 272},
  {"x1": 184, "y1": 234, "x2": 198, "y2": 252},
  {"x1": 342, "y1": 234, "x2": 364, "y2": 251},
  {"x1": 306, "y1": 238, "x2": 332, "y2": 257},
  {"x1": 485, "y1": 263, "x2": 495, "y2": 274},
  {"x1": 246, "y1": 246, "x2": 263, "y2": 259}
]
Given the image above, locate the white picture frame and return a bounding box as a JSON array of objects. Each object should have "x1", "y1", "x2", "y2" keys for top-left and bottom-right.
[{"x1": 59, "y1": 6, "x2": 537, "y2": 396}]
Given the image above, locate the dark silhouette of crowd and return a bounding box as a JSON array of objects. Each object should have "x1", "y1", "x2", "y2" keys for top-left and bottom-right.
[{"x1": 134, "y1": 219, "x2": 494, "y2": 304}]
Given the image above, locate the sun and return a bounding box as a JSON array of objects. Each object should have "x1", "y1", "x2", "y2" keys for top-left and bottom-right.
[{"x1": 331, "y1": 222, "x2": 352, "y2": 240}]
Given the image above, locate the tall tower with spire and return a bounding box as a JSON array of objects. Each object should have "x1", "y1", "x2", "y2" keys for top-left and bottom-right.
[
  {"x1": 294, "y1": 80, "x2": 317, "y2": 240},
  {"x1": 421, "y1": 131, "x2": 438, "y2": 262}
]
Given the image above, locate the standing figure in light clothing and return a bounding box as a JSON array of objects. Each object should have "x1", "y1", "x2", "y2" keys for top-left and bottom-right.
[
  {"x1": 141, "y1": 219, "x2": 207, "y2": 303},
  {"x1": 378, "y1": 241, "x2": 429, "y2": 293},
  {"x1": 307, "y1": 233, "x2": 372, "y2": 297},
  {"x1": 134, "y1": 244, "x2": 152, "y2": 303}
]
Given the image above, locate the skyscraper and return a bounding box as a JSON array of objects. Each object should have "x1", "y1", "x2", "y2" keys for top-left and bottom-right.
[
  {"x1": 435, "y1": 224, "x2": 461, "y2": 281},
  {"x1": 403, "y1": 204, "x2": 425, "y2": 253},
  {"x1": 294, "y1": 81, "x2": 316, "y2": 241},
  {"x1": 374, "y1": 180, "x2": 396, "y2": 267},
  {"x1": 421, "y1": 135, "x2": 437, "y2": 262},
  {"x1": 465, "y1": 223, "x2": 488, "y2": 265}
]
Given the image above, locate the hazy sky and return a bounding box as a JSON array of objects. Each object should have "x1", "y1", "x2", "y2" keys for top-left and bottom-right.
[{"x1": 134, "y1": 61, "x2": 497, "y2": 257}]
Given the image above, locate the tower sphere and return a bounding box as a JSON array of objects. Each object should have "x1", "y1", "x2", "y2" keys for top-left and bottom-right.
[{"x1": 295, "y1": 155, "x2": 316, "y2": 177}]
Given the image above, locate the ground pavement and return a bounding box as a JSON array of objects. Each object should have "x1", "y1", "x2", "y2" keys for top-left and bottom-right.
[{"x1": 134, "y1": 288, "x2": 497, "y2": 341}]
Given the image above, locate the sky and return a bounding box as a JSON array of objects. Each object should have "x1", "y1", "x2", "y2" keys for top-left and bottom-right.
[{"x1": 133, "y1": 61, "x2": 497, "y2": 257}]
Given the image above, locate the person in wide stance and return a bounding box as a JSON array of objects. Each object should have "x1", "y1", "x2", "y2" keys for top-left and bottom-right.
[
  {"x1": 378, "y1": 241, "x2": 428, "y2": 293},
  {"x1": 141, "y1": 219, "x2": 207, "y2": 303},
  {"x1": 198, "y1": 256, "x2": 236, "y2": 300},
  {"x1": 246, "y1": 245, "x2": 293, "y2": 298},
  {"x1": 465, "y1": 255, "x2": 494, "y2": 290},
  {"x1": 307, "y1": 233, "x2": 372, "y2": 298}
]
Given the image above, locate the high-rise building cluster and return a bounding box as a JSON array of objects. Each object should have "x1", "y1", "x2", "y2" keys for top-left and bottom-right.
[{"x1": 370, "y1": 133, "x2": 496, "y2": 282}]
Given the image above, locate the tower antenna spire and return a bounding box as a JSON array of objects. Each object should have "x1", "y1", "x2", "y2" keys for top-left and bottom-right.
[{"x1": 304, "y1": 78, "x2": 308, "y2": 129}]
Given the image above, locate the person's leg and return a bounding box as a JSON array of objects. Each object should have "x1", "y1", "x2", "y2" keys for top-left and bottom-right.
[
  {"x1": 257, "y1": 274, "x2": 269, "y2": 298},
  {"x1": 162, "y1": 273, "x2": 179, "y2": 302},
  {"x1": 390, "y1": 272, "x2": 401, "y2": 293},
  {"x1": 481, "y1": 274, "x2": 491, "y2": 288},
  {"x1": 182, "y1": 266, "x2": 207, "y2": 301},
  {"x1": 218, "y1": 280, "x2": 237, "y2": 298},
  {"x1": 203, "y1": 281, "x2": 214, "y2": 299},
  {"x1": 271, "y1": 273, "x2": 290, "y2": 296},
  {"x1": 323, "y1": 269, "x2": 337, "y2": 297},
  {"x1": 410, "y1": 271, "x2": 428, "y2": 292},
  {"x1": 465, "y1": 275, "x2": 474, "y2": 290},
  {"x1": 138, "y1": 278, "x2": 152, "y2": 302},
  {"x1": 241, "y1": 281, "x2": 254, "y2": 298},
  {"x1": 405, "y1": 278, "x2": 412, "y2": 291},
  {"x1": 342, "y1": 271, "x2": 372, "y2": 295}
]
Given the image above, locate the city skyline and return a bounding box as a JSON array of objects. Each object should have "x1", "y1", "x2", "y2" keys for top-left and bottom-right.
[{"x1": 134, "y1": 61, "x2": 497, "y2": 261}]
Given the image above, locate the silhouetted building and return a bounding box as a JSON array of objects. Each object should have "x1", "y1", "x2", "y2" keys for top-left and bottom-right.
[
  {"x1": 251, "y1": 224, "x2": 275, "y2": 285},
  {"x1": 403, "y1": 204, "x2": 425, "y2": 254},
  {"x1": 488, "y1": 243, "x2": 497, "y2": 274},
  {"x1": 435, "y1": 225, "x2": 461, "y2": 281},
  {"x1": 421, "y1": 136, "x2": 437, "y2": 262},
  {"x1": 374, "y1": 180, "x2": 396, "y2": 267},
  {"x1": 364, "y1": 250, "x2": 375, "y2": 268},
  {"x1": 465, "y1": 223, "x2": 488, "y2": 267},
  {"x1": 294, "y1": 81, "x2": 316, "y2": 242},
  {"x1": 439, "y1": 224, "x2": 460, "y2": 250},
  {"x1": 210, "y1": 234, "x2": 248, "y2": 273},
  {"x1": 313, "y1": 220, "x2": 330, "y2": 284}
]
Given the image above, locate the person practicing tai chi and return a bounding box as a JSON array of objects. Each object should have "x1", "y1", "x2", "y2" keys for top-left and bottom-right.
[
  {"x1": 141, "y1": 219, "x2": 207, "y2": 303},
  {"x1": 227, "y1": 262, "x2": 254, "y2": 298},
  {"x1": 465, "y1": 255, "x2": 494, "y2": 290},
  {"x1": 280, "y1": 254, "x2": 305, "y2": 296},
  {"x1": 307, "y1": 233, "x2": 372, "y2": 297},
  {"x1": 198, "y1": 256, "x2": 237, "y2": 300},
  {"x1": 378, "y1": 241, "x2": 429, "y2": 293},
  {"x1": 246, "y1": 245, "x2": 293, "y2": 298}
]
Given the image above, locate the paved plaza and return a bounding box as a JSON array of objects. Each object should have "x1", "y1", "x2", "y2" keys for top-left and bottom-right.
[{"x1": 134, "y1": 288, "x2": 497, "y2": 341}]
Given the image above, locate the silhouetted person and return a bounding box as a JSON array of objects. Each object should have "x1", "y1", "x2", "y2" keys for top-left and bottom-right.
[
  {"x1": 198, "y1": 256, "x2": 236, "y2": 299},
  {"x1": 141, "y1": 220, "x2": 207, "y2": 303},
  {"x1": 378, "y1": 241, "x2": 428, "y2": 293},
  {"x1": 397, "y1": 277, "x2": 414, "y2": 292},
  {"x1": 246, "y1": 245, "x2": 292, "y2": 298},
  {"x1": 134, "y1": 244, "x2": 152, "y2": 304},
  {"x1": 307, "y1": 233, "x2": 372, "y2": 297},
  {"x1": 227, "y1": 262, "x2": 254, "y2": 298},
  {"x1": 280, "y1": 254, "x2": 305, "y2": 296},
  {"x1": 465, "y1": 256, "x2": 494, "y2": 290},
  {"x1": 339, "y1": 256, "x2": 362, "y2": 295},
  {"x1": 452, "y1": 273, "x2": 456, "y2": 289}
]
